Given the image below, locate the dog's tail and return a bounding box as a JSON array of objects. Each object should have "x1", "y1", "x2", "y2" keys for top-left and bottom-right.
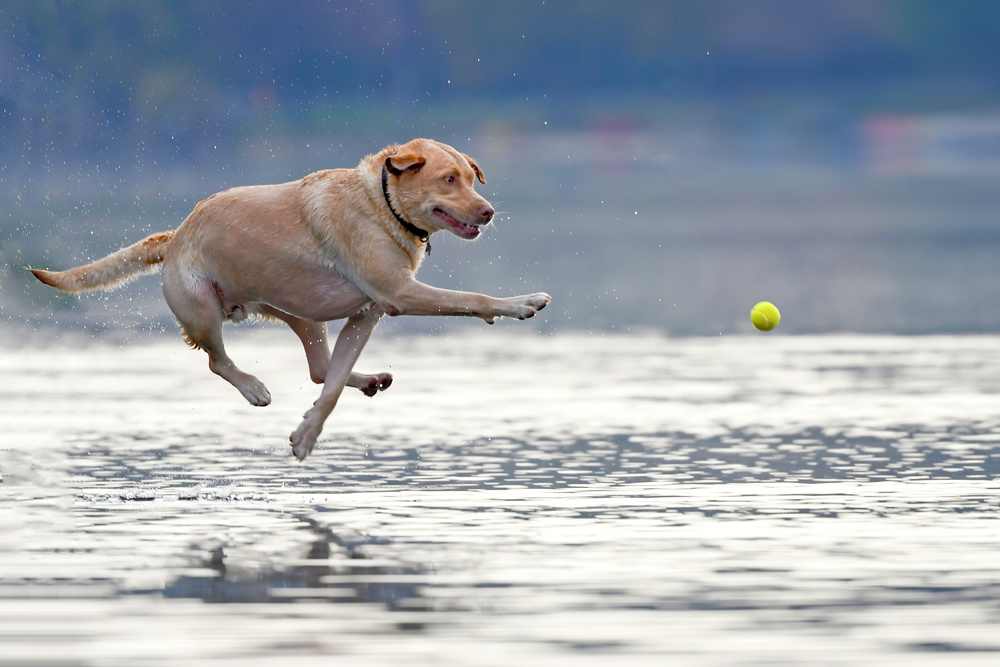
[{"x1": 30, "y1": 230, "x2": 175, "y2": 294}]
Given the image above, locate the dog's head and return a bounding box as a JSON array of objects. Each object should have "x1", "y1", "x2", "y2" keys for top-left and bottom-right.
[{"x1": 383, "y1": 138, "x2": 494, "y2": 240}]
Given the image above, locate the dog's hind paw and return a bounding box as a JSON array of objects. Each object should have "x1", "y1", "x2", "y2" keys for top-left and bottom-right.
[
  {"x1": 237, "y1": 376, "x2": 272, "y2": 407},
  {"x1": 351, "y1": 372, "x2": 393, "y2": 397}
]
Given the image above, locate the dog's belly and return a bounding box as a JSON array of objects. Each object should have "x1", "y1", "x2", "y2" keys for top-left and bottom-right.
[
  {"x1": 260, "y1": 269, "x2": 374, "y2": 321},
  {"x1": 217, "y1": 266, "x2": 374, "y2": 322}
]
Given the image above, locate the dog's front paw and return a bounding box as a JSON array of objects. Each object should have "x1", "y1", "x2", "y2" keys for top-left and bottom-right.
[
  {"x1": 290, "y1": 416, "x2": 322, "y2": 461},
  {"x1": 508, "y1": 292, "x2": 551, "y2": 320}
]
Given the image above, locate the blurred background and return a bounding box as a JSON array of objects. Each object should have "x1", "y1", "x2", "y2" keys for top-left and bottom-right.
[{"x1": 2, "y1": 0, "x2": 999, "y2": 336}]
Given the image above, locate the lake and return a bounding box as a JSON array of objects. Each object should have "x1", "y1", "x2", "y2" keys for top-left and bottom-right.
[{"x1": 3, "y1": 328, "x2": 1000, "y2": 665}]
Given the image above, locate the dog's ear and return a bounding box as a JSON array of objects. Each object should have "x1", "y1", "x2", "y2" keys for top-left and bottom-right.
[
  {"x1": 385, "y1": 149, "x2": 426, "y2": 176},
  {"x1": 463, "y1": 154, "x2": 487, "y2": 184}
]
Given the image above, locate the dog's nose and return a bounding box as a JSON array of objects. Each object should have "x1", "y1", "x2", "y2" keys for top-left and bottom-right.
[{"x1": 479, "y1": 204, "x2": 495, "y2": 224}]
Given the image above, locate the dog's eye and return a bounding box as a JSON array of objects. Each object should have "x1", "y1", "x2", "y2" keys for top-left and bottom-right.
[{"x1": 445, "y1": 175, "x2": 455, "y2": 184}]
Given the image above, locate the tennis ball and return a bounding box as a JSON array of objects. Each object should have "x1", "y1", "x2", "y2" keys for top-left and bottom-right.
[{"x1": 751, "y1": 301, "x2": 781, "y2": 331}]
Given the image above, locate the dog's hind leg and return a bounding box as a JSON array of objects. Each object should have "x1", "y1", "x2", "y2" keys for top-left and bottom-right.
[
  {"x1": 290, "y1": 307, "x2": 382, "y2": 460},
  {"x1": 261, "y1": 305, "x2": 392, "y2": 395},
  {"x1": 259, "y1": 305, "x2": 331, "y2": 384},
  {"x1": 162, "y1": 266, "x2": 271, "y2": 406}
]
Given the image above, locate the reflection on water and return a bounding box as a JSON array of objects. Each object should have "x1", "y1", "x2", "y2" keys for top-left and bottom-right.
[
  {"x1": 164, "y1": 518, "x2": 430, "y2": 611},
  {"x1": 3, "y1": 331, "x2": 1000, "y2": 664}
]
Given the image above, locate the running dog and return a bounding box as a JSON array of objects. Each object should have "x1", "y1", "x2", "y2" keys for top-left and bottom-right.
[{"x1": 31, "y1": 138, "x2": 551, "y2": 460}]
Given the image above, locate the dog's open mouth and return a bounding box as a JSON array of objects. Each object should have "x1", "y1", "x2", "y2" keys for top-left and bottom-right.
[{"x1": 434, "y1": 208, "x2": 480, "y2": 239}]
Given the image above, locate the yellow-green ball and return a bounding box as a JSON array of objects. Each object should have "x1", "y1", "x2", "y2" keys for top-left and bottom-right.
[{"x1": 751, "y1": 301, "x2": 781, "y2": 331}]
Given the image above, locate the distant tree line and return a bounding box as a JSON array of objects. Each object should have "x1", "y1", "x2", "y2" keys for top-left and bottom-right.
[{"x1": 2, "y1": 0, "x2": 998, "y2": 174}]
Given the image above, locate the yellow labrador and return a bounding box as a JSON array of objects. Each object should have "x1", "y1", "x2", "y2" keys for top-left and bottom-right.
[{"x1": 32, "y1": 138, "x2": 550, "y2": 460}]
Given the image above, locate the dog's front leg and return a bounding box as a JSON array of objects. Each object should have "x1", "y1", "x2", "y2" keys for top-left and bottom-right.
[
  {"x1": 290, "y1": 307, "x2": 382, "y2": 461},
  {"x1": 383, "y1": 278, "x2": 550, "y2": 324}
]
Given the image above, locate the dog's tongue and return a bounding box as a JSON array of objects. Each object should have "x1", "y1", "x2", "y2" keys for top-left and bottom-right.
[{"x1": 435, "y1": 209, "x2": 479, "y2": 238}]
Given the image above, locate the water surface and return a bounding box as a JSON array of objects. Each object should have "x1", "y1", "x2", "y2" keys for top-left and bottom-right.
[{"x1": 3, "y1": 330, "x2": 1000, "y2": 665}]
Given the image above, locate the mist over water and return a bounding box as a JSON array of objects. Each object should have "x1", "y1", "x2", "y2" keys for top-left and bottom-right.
[{"x1": 8, "y1": 120, "x2": 1000, "y2": 337}]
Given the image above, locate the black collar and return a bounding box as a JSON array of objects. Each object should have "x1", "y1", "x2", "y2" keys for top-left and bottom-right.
[{"x1": 381, "y1": 164, "x2": 431, "y2": 254}]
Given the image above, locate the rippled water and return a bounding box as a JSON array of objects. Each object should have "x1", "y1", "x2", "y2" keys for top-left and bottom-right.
[{"x1": 3, "y1": 329, "x2": 1000, "y2": 665}]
